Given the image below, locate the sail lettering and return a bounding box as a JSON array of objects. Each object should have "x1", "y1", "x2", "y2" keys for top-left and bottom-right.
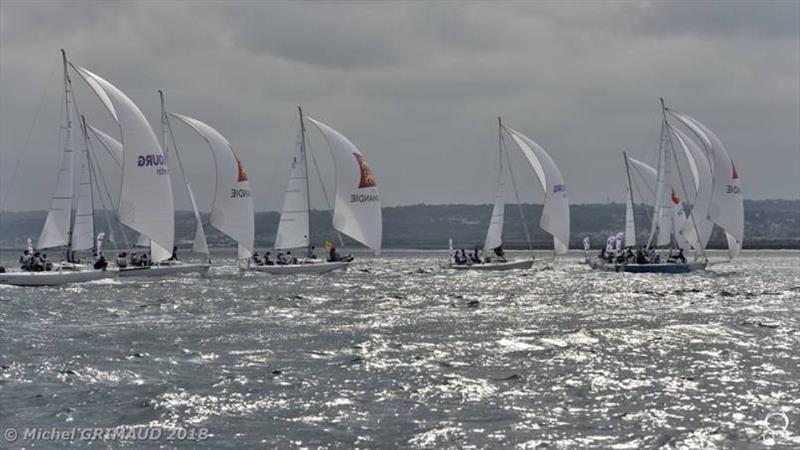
[
  {"x1": 726, "y1": 185, "x2": 740, "y2": 194},
  {"x1": 137, "y1": 154, "x2": 166, "y2": 167},
  {"x1": 350, "y1": 192, "x2": 379, "y2": 203},
  {"x1": 231, "y1": 188, "x2": 251, "y2": 198},
  {"x1": 553, "y1": 184, "x2": 566, "y2": 193}
]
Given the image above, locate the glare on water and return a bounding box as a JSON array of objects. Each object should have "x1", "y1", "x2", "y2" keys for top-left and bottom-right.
[{"x1": 0, "y1": 250, "x2": 798, "y2": 448}]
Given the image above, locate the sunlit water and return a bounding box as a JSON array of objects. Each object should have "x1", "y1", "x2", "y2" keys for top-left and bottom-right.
[{"x1": 1, "y1": 250, "x2": 798, "y2": 449}]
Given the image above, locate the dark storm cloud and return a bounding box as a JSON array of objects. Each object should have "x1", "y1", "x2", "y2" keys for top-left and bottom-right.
[{"x1": 1, "y1": 0, "x2": 798, "y2": 213}]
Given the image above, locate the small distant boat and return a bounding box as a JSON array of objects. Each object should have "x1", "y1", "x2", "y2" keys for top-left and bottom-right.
[
  {"x1": 449, "y1": 117, "x2": 569, "y2": 271},
  {"x1": 0, "y1": 51, "x2": 116, "y2": 286},
  {"x1": 589, "y1": 98, "x2": 743, "y2": 273},
  {"x1": 246, "y1": 107, "x2": 382, "y2": 275}
]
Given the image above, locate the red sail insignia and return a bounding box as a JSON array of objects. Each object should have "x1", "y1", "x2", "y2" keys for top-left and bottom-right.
[
  {"x1": 235, "y1": 153, "x2": 248, "y2": 182},
  {"x1": 731, "y1": 161, "x2": 738, "y2": 180},
  {"x1": 671, "y1": 190, "x2": 680, "y2": 205},
  {"x1": 354, "y1": 153, "x2": 376, "y2": 189}
]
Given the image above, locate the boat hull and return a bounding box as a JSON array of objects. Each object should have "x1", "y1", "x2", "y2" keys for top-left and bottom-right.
[
  {"x1": 589, "y1": 260, "x2": 707, "y2": 273},
  {"x1": 449, "y1": 258, "x2": 535, "y2": 271},
  {"x1": 0, "y1": 269, "x2": 117, "y2": 286},
  {"x1": 245, "y1": 261, "x2": 350, "y2": 275},
  {"x1": 118, "y1": 263, "x2": 210, "y2": 278}
]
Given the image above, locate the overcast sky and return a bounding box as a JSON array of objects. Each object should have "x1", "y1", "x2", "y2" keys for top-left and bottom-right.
[{"x1": 1, "y1": 0, "x2": 798, "y2": 212}]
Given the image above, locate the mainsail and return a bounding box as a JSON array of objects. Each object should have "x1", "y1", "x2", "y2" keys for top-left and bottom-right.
[
  {"x1": 483, "y1": 127, "x2": 505, "y2": 253},
  {"x1": 71, "y1": 63, "x2": 175, "y2": 261},
  {"x1": 38, "y1": 56, "x2": 75, "y2": 250},
  {"x1": 274, "y1": 131, "x2": 311, "y2": 251},
  {"x1": 305, "y1": 117, "x2": 382, "y2": 254},
  {"x1": 668, "y1": 110, "x2": 743, "y2": 258},
  {"x1": 168, "y1": 113, "x2": 254, "y2": 259},
  {"x1": 623, "y1": 153, "x2": 636, "y2": 247},
  {"x1": 505, "y1": 128, "x2": 570, "y2": 254},
  {"x1": 627, "y1": 156, "x2": 689, "y2": 250}
]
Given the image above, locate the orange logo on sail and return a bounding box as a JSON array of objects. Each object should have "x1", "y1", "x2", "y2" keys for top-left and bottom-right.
[
  {"x1": 235, "y1": 153, "x2": 248, "y2": 182},
  {"x1": 354, "y1": 153, "x2": 376, "y2": 188},
  {"x1": 671, "y1": 190, "x2": 680, "y2": 205}
]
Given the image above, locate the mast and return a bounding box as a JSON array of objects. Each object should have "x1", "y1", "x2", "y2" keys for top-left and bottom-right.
[
  {"x1": 161, "y1": 90, "x2": 210, "y2": 261},
  {"x1": 647, "y1": 98, "x2": 668, "y2": 249},
  {"x1": 298, "y1": 106, "x2": 314, "y2": 256},
  {"x1": 79, "y1": 115, "x2": 96, "y2": 254},
  {"x1": 160, "y1": 90, "x2": 168, "y2": 153},
  {"x1": 62, "y1": 49, "x2": 75, "y2": 257}
]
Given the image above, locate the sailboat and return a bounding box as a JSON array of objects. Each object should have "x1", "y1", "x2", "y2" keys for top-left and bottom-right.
[
  {"x1": 247, "y1": 107, "x2": 382, "y2": 275},
  {"x1": 163, "y1": 92, "x2": 255, "y2": 268},
  {"x1": 68, "y1": 58, "x2": 194, "y2": 277},
  {"x1": 450, "y1": 117, "x2": 570, "y2": 270},
  {"x1": 589, "y1": 98, "x2": 743, "y2": 273},
  {"x1": 0, "y1": 51, "x2": 116, "y2": 286}
]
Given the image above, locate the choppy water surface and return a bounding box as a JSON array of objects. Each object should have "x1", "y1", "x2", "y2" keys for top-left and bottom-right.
[{"x1": 1, "y1": 250, "x2": 798, "y2": 449}]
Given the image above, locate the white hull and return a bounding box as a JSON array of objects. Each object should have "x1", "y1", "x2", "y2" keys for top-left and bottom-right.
[
  {"x1": 589, "y1": 259, "x2": 707, "y2": 273},
  {"x1": 245, "y1": 261, "x2": 350, "y2": 275},
  {"x1": 0, "y1": 269, "x2": 117, "y2": 286},
  {"x1": 449, "y1": 258, "x2": 534, "y2": 271},
  {"x1": 118, "y1": 263, "x2": 210, "y2": 278}
]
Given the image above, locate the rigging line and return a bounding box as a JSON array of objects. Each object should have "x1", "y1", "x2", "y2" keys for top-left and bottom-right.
[
  {"x1": 84, "y1": 128, "x2": 119, "y2": 250},
  {"x1": 305, "y1": 129, "x2": 345, "y2": 248},
  {"x1": 666, "y1": 123, "x2": 706, "y2": 259},
  {"x1": 500, "y1": 127, "x2": 533, "y2": 251},
  {"x1": 87, "y1": 134, "x2": 130, "y2": 250},
  {"x1": 1, "y1": 57, "x2": 60, "y2": 211}
]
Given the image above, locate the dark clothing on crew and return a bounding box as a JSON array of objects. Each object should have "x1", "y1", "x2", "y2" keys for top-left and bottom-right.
[
  {"x1": 94, "y1": 255, "x2": 108, "y2": 271},
  {"x1": 169, "y1": 246, "x2": 178, "y2": 261}
]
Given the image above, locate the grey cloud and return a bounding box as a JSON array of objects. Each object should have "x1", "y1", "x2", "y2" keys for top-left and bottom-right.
[{"x1": 0, "y1": 0, "x2": 797, "y2": 214}]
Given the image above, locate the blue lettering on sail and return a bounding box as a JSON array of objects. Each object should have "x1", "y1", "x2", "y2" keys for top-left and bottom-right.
[
  {"x1": 553, "y1": 184, "x2": 566, "y2": 193},
  {"x1": 137, "y1": 154, "x2": 166, "y2": 167}
]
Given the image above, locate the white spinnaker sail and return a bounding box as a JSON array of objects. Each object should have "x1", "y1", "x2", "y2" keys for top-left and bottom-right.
[
  {"x1": 168, "y1": 113, "x2": 254, "y2": 259},
  {"x1": 671, "y1": 126, "x2": 714, "y2": 252},
  {"x1": 668, "y1": 111, "x2": 743, "y2": 258},
  {"x1": 87, "y1": 124, "x2": 122, "y2": 168},
  {"x1": 483, "y1": 150, "x2": 505, "y2": 253},
  {"x1": 71, "y1": 130, "x2": 94, "y2": 251},
  {"x1": 623, "y1": 155, "x2": 636, "y2": 248},
  {"x1": 306, "y1": 117, "x2": 382, "y2": 254},
  {"x1": 274, "y1": 137, "x2": 311, "y2": 251},
  {"x1": 628, "y1": 157, "x2": 689, "y2": 250},
  {"x1": 505, "y1": 128, "x2": 570, "y2": 254},
  {"x1": 38, "y1": 117, "x2": 75, "y2": 249},
  {"x1": 71, "y1": 63, "x2": 174, "y2": 261},
  {"x1": 87, "y1": 126, "x2": 174, "y2": 252}
]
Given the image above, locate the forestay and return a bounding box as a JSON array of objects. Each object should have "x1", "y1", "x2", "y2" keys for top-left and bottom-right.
[
  {"x1": 306, "y1": 117, "x2": 382, "y2": 254},
  {"x1": 505, "y1": 128, "x2": 570, "y2": 254},
  {"x1": 71, "y1": 63, "x2": 174, "y2": 261},
  {"x1": 168, "y1": 113, "x2": 254, "y2": 259}
]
